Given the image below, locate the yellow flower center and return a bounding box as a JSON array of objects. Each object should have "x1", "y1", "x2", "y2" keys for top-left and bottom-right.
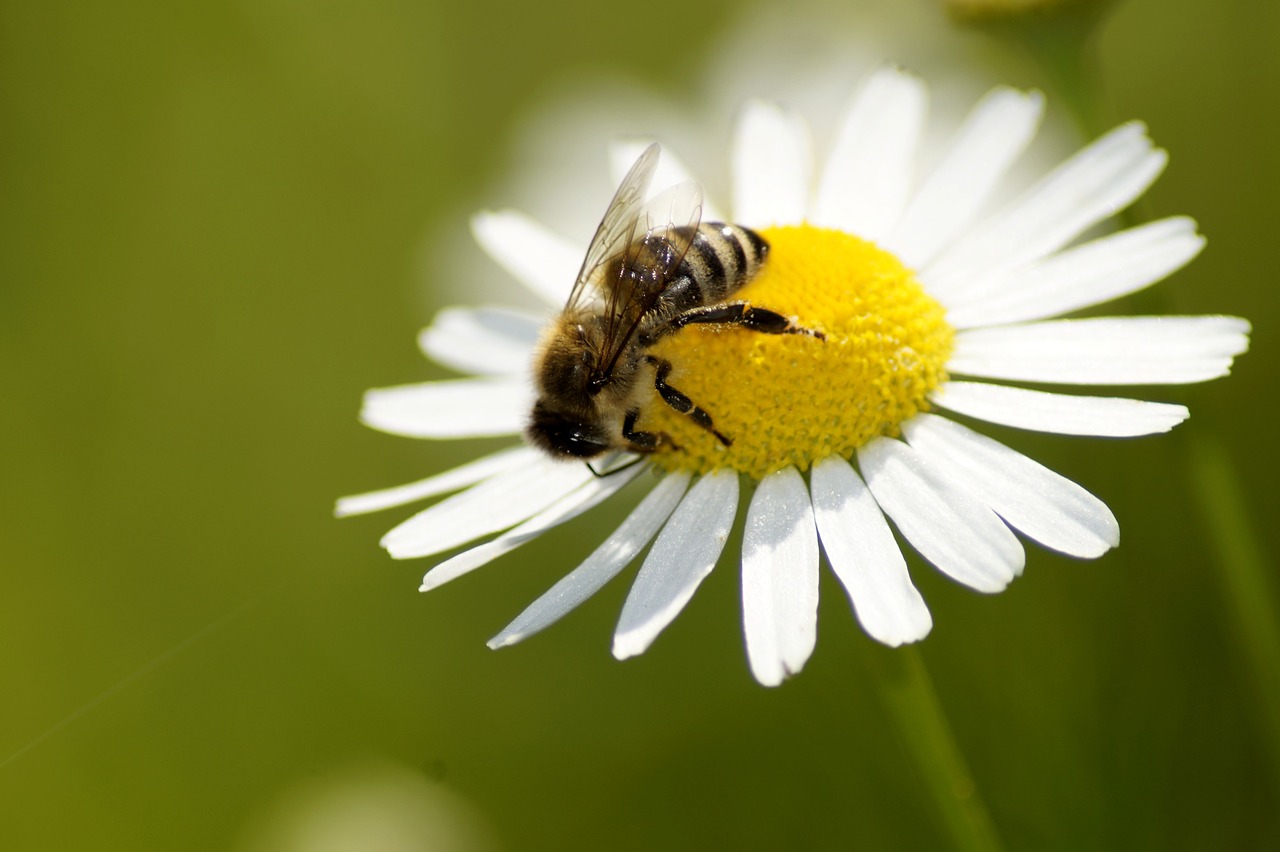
[{"x1": 644, "y1": 225, "x2": 953, "y2": 480}]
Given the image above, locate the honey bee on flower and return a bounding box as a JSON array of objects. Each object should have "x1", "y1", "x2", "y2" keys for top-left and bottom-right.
[{"x1": 526, "y1": 142, "x2": 822, "y2": 463}]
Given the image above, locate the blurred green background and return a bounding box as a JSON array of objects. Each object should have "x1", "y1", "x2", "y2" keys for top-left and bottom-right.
[{"x1": 2, "y1": 0, "x2": 1277, "y2": 849}]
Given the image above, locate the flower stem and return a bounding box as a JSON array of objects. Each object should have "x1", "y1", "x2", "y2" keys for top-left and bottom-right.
[
  {"x1": 1011, "y1": 13, "x2": 1109, "y2": 137},
  {"x1": 1187, "y1": 433, "x2": 1280, "y2": 776},
  {"x1": 866, "y1": 646, "x2": 1005, "y2": 852},
  {"x1": 950, "y1": 1, "x2": 1113, "y2": 138}
]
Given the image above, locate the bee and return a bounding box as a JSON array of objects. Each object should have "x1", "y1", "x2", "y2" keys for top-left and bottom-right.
[{"x1": 526, "y1": 143, "x2": 822, "y2": 461}]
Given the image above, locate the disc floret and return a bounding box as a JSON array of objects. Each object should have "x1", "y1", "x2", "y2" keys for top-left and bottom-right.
[{"x1": 646, "y1": 225, "x2": 954, "y2": 480}]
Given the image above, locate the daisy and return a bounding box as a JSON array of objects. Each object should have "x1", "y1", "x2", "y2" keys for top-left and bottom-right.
[{"x1": 338, "y1": 67, "x2": 1250, "y2": 686}]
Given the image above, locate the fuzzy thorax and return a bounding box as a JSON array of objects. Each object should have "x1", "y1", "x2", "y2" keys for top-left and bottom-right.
[{"x1": 643, "y1": 225, "x2": 954, "y2": 480}]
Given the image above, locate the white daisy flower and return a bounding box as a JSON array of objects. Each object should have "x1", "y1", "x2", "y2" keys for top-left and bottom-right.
[{"x1": 339, "y1": 67, "x2": 1250, "y2": 687}]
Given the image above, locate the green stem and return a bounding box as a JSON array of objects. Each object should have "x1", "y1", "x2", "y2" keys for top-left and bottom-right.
[
  {"x1": 866, "y1": 646, "x2": 1005, "y2": 852},
  {"x1": 1009, "y1": 12, "x2": 1110, "y2": 138},
  {"x1": 1187, "y1": 433, "x2": 1280, "y2": 775},
  {"x1": 954, "y1": 2, "x2": 1114, "y2": 138}
]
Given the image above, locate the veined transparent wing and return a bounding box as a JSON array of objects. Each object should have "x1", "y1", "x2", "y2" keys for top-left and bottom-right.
[
  {"x1": 564, "y1": 143, "x2": 661, "y2": 311},
  {"x1": 594, "y1": 177, "x2": 704, "y2": 381}
]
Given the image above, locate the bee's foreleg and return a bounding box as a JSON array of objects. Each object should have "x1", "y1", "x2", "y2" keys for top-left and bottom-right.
[
  {"x1": 644, "y1": 356, "x2": 732, "y2": 447},
  {"x1": 661, "y1": 302, "x2": 825, "y2": 340},
  {"x1": 622, "y1": 408, "x2": 679, "y2": 453}
]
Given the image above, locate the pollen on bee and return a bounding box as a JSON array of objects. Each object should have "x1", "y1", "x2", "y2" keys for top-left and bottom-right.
[{"x1": 641, "y1": 225, "x2": 954, "y2": 480}]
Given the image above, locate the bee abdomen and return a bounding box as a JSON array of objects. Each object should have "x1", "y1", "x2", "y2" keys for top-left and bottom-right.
[
  {"x1": 662, "y1": 223, "x2": 768, "y2": 314},
  {"x1": 688, "y1": 223, "x2": 767, "y2": 299}
]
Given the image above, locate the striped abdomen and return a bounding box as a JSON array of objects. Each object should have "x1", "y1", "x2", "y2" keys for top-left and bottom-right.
[{"x1": 660, "y1": 222, "x2": 769, "y2": 313}]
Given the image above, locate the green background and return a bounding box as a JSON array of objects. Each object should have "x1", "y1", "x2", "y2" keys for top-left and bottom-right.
[{"x1": 2, "y1": 0, "x2": 1277, "y2": 849}]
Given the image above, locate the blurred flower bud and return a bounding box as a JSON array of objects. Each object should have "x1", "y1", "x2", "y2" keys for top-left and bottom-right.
[{"x1": 942, "y1": 0, "x2": 1114, "y2": 24}]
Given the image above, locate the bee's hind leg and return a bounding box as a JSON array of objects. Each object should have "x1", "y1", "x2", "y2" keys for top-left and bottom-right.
[
  {"x1": 644, "y1": 356, "x2": 732, "y2": 447},
  {"x1": 662, "y1": 302, "x2": 824, "y2": 339}
]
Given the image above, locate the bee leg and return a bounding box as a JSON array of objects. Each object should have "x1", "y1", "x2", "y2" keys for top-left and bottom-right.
[
  {"x1": 663, "y1": 302, "x2": 825, "y2": 340},
  {"x1": 645, "y1": 356, "x2": 732, "y2": 447},
  {"x1": 622, "y1": 408, "x2": 679, "y2": 453},
  {"x1": 586, "y1": 455, "x2": 647, "y2": 478}
]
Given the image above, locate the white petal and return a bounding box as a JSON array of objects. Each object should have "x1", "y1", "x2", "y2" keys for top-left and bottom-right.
[
  {"x1": 813, "y1": 67, "x2": 928, "y2": 241},
  {"x1": 930, "y1": 381, "x2": 1189, "y2": 437},
  {"x1": 903, "y1": 414, "x2": 1119, "y2": 558},
  {"x1": 741, "y1": 467, "x2": 819, "y2": 687},
  {"x1": 731, "y1": 100, "x2": 812, "y2": 226},
  {"x1": 418, "y1": 305, "x2": 542, "y2": 376},
  {"x1": 613, "y1": 469, "x2": 739, "y2": 659},
  {"x1": 420, "y1": 462, "x2": 644, "y2": 591},
  {"x1": 858, "y1": 437, "x2": 1024, "y2": 593},
  {"x1": 336, "y1": 445, "x2": 537, "y2": 518},
  {"x1": 944, "y1": 217, "x2": 1205, "y2": 328},
  {"x1": 380, "y1": 455, "x2": 594, "y2": 559},
  {"x1": 359, "y1": 377, "x2": 530, "y2": 438},
  {"x1": 885, "y1": 87, "x2": 1044, "y2": 269},
  {"x1": 924, "y1": 122, "x2": 1166, "y2": 296},
  {"x1": 471, "y1": 210, "x2": 583, "y2": 306},
  {"x1": 608, "y1": 140, "x2": 726, "y2": 222},
  {"x1": 489, "y1": 471, "x2": 692, "y2": 649},
  {"x1": 810, "y1": 455, "x2": 931, "y2": 647},
  {"x1": 947, "y1": 316, "x2": 1251, "y2": 385}
]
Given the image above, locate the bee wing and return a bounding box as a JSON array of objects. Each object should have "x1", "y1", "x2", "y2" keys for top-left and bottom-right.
[
  {"x1": 595, "y1": 177, "x2": 704, "y2": 379},
  {"x1": 565, "y1": 143, "x2": 661, "y2": 311}
]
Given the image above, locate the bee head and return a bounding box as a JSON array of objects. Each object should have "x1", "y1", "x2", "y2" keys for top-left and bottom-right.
[{"x1": 526, "y1": 400, "x2": 611, "y2": 459}]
